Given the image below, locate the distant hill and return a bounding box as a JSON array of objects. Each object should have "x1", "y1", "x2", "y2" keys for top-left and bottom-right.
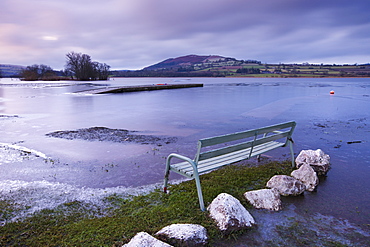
[
  {"x1": 109, "y1": 54, "x2": 262, "y2": 77},
  {"x1": 3, "y1": 56, "x2": 369, "y2": 79},
  {"x1": 113, "y1": 54, "x2": 370, "y2": 78},
  {"x1": 0, "y1": 64, "x2": 25, "y2": 77},
  {"x1": 143, "y1": 54, "x2": 260, "y2": 71}
]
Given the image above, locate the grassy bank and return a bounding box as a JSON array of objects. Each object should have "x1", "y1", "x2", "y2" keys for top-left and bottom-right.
[
  {"x1": 0, "y1": 161, "x2": 293, "y2": 246},
  {"x1": 2, "y1": 161, "x2": 366, "y2": 246}
]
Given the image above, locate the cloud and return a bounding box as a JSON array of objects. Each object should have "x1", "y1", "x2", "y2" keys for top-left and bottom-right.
[{"x1": 0, "y1": 0, "x2": 369, "y2": 70}]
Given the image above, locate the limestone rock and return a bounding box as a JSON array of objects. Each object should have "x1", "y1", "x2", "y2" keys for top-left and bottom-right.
[
  {"x1": 244, "y1": 188, "x2": 282, "y2": 211},
  {"x1": 155, "y1": 223, "x2": 207, "y2": 246},
  {"x1": 122, "y1": 232, "x2": 172, "y2": 247},
  {"x1": 295, "y1": 149, "x2": 330, "y2": 175},
  {"x1": 291, "y1": 163, "x2": 319, "y2": 191},
  {"x1": 266, "y1": 175, "x2": 306, "y2": 196},
  {"x1": 207, "y1": 193, "x2": 255, "y2": 233}
]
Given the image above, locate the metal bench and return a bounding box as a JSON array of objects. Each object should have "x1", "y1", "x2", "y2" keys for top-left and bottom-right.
[{"x1": 164, "y1": 121, "x2": 296, "y2": 211}]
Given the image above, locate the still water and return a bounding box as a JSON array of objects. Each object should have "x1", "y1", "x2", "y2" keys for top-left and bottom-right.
[{"x1": 0, "y1": 77, "x2": 369, "y2": 229}]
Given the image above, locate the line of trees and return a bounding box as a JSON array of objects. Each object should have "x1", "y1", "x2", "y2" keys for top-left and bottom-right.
[
  {"x1": 236, "y1": 68, "x2": 261, "y2": 74},
  {"x1": 64, "y1": 52, "x2": 110, "y2": 81},
  {"x1": 111, "y1": 69, "x2": 226, "y2": 77},
  {"x1": 19, "y1": 52, "x2": 111, "y2": 81},
  {"x1": 21, "y1": 64, "x2": 57, "y2": 81}
]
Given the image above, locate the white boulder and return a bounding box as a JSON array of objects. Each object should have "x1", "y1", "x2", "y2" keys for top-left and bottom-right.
[
  {"x1": 291, "y1": 163, "x2": 319, "y2": 191},
  {"x1": 207, "y1": 193, "x2": 255, "y2": 233},
  {"x1": 295, "y1": 149, "x2": 330, "y2": 175},
  {"x1": 244, "y1": 188, "x2": 282, "y2": 211},
  {"x1": 122, "y1": 232, "x2": 172, "y2": 247},
  {"x1": 155, "y1": 223, "x2": 207, "y2": 246},
  {"x1": 266, "y1": 175, "x2": 306, "y2": 196}
]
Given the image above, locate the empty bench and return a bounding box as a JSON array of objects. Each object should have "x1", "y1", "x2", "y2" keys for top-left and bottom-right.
[{"x1": 164, "y1": 121, "x2": 296, "y2": 211}]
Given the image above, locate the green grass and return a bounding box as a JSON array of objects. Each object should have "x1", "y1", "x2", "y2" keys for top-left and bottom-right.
[{"x1": 0, "y1": 161, "x2": 293, "y2": 246}]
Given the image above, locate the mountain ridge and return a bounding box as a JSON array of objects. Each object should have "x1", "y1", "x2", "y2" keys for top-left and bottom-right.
[
  {"x1": 2, "y1": 55, "x2": 370, "y2": 78},
  {"x1": 143, "y1": 54, "x2": 258, "y2": 71}
]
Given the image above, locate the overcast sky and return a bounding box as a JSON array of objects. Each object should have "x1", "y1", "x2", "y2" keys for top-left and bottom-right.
[{"x1": 1, "y1": 0, "x2": 369, "y2": 70}]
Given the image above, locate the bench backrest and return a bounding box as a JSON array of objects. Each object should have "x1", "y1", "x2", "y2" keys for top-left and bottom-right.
[{"x1": 194, "y1": 121, "x2": 296, "y2": 162}]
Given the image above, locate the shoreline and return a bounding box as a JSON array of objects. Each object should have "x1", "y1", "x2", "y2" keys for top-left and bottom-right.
[
  {"x1": 0, "y1": 161, "x2": 368, "y2": 246},
  {"x1": 0, "y1": 74, "x2": 370, "y2": 80}
]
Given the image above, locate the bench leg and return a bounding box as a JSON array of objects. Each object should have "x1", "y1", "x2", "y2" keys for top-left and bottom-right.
[
  {"x1": 164, "y1": 162, "x2": 171, "y2": 193},
  {"x1": 194, "y1": 174, "x2": 206, "y2": 211},
  {"x1": 289, "y1": 139, "x2": 295, "y2": 168}
]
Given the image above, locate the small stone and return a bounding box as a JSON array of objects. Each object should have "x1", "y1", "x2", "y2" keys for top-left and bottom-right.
[
  {"x1": 295, "y1": 149, "x2": 330, "y2": 175},
  {"x1": 122, "y1": 232, "x2": 172, "y2": 247},
  {"x1": 244, "y1": 188, "x2": 282, "y2": 211},
  {"x1": 291, "y1": 163, "x2": 319, "y2": 191},
  {"x1": 266, "y1": 175, "x2": 306, "y2": 196},
  {"x1": 155, "y1": 223, "x2": 207, "y2": 246},
  {"x1": 207, "y1": 193, "x2": 255, "y2": 233}
]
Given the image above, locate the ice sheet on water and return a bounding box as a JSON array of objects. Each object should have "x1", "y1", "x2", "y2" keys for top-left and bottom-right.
[
  {"x1": 0, "y1": 148, "x2": 35, "y2": 164},
  {"x1": 0, "y1": 143, "x2": 48, "y2": 165}
]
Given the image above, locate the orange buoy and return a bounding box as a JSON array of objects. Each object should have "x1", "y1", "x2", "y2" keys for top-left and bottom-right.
[{"x1": 330, "y1": 90, "x2": 335, "y2": 95}]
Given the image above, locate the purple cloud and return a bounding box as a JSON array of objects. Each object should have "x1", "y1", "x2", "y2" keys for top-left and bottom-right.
[{"x1": 0, "y1": 0, "x2": 369, "y2": 70}]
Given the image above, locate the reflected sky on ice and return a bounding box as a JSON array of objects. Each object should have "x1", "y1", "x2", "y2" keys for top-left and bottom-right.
[{"x1": 0, "y1": 77, "x2": 369, "y2": 225}]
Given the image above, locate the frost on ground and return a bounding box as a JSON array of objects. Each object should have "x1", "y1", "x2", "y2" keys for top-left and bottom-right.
[
  {"x1": 0, "y1": 179, "x2": 161, "y2": 225},
  {"x1": 0, "y1": 142, "x2": 48, "y2": 165}
]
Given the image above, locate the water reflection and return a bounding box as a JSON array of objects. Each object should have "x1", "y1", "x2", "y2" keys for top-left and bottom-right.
[
  {"x1": 0, "y1": 77, "x2": 369, "y2": 226},
  {"x1": 0, "y1": 88, "x2": 4, "y2": 112}
]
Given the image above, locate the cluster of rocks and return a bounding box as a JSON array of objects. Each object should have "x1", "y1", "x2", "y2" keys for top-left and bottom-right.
[
  {"x1": 122, "y1": 149, "x2": 330, "y2": 246},
  {"x1": 246, "y1": 149, "x2": 330, "y2": 211}
]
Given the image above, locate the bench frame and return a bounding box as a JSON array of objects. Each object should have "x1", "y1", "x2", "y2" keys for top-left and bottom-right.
[{"x1": 164, "y1": 121, "x2": 296, "y2": 211}]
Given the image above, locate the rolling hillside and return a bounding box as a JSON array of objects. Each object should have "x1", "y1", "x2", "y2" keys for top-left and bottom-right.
[{"x1": 143, "y1": 54, "x2": 260, "y2": 71}]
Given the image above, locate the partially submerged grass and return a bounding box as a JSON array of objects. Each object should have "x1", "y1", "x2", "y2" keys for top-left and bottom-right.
[
  {"x1": 0, "y1": 161, "x2": 297, "y2": 246},
  {"x1": 271, "y1": 218, "x2": 369, "y2": 247}
]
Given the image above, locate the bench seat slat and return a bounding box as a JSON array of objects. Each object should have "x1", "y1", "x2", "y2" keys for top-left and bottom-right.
[
  {"x1": 198, "y1": 131, "x2": 289, "y2": 161},
  {"x1": 170, "y1": 141, "x2": 284, "y2": 177},
  {"x1": 198, "y1": 141, "x2": 253, "y2": 161},
  {"x1": 253, "y1": 131, "x2": 290, "y2": 146},
  {"x1": 197, "y1": 141, "x2": 284, "y2": 174}
]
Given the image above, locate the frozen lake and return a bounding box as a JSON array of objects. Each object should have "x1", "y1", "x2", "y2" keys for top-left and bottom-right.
[{"x1": 0, "y1": 77, "x2": 369, "y2": 229}]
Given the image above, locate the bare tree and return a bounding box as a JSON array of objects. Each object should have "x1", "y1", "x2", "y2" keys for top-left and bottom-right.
[
  {"x1": 95, "y1": 62, "x2": 111, "y2": 80},
  {"x1": 65, "y1": 52, "x2": 110, "y2": 80},
  {"x1": 65, "y1": 52, "x2": 92, "y2": 81}
]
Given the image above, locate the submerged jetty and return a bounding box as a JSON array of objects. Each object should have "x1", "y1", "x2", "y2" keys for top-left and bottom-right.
[{"x1": 76, "y1": 83, "x2": 203, "y2": 94}]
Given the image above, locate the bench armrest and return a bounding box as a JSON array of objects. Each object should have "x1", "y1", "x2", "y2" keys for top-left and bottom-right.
[
  {"x1": 166, "y1": 153, "x2": 196, "y2": 168},
  {"x1": 164, "y1": 153, "x2": 205, "y2": 211}
]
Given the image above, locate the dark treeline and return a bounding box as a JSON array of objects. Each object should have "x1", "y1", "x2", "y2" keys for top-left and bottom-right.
[
  {"x1": 21, "y1": 64, "x2": 58, "y2": 81},
  {"x1": 20, "y1": 52, "x2": 111, "y2": 81},
  {"x1": 236, "y1": 68, "x2": 261, "y2": 74},
  {"x1": 111, "y1": 69, "x2": 226, "y2": 77}
]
